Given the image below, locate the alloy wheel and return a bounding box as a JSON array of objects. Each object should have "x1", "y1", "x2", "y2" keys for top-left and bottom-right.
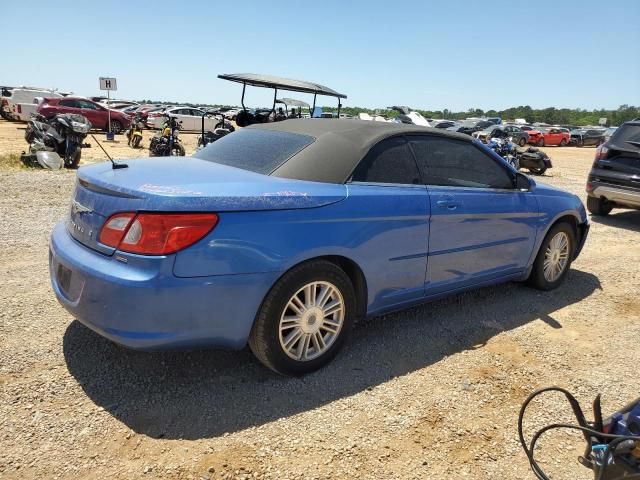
[
  {"x1": 543, "y1": 232, "x2": 570, "y2": 282},
  {"x1": 278, "y1": 281, "x2": 345, "y2": 361}
]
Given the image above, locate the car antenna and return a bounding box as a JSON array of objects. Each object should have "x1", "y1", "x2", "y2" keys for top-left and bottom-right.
[{"x1": 90, "y1": 134, "x2": 128, "y2": 169}]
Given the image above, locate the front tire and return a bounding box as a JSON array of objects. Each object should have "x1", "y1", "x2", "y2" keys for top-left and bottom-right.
[
  {"x1": 65, "y1": 150, "x2": 81, "y2": 169},
  {"x1": 109, "y1": 120, "x2": 123, "y2": 135},
  {"x1": 527, "y1": 222, "x2": 575, "y2": 290},
  {"x1": 587, "y1": 196, "x2": 612, "y2": 216},
  {"x1": 519, "y1": 137, "x2": 527, "y2": 147},
  {"x1": 537, "y1": 138, "x2": 545, "y2": 147},
  {"x1": 249, "y1": 260, "x2": 356, "y2": 375},
  {"x1": 560, "y1": 139, "x2": 567, "y2": 146},
  {"x1": 132, "y1": 135, "x2": 142, "y2": 148},
  {"x1": 171, "y1": 143, "x2": 185, "y2": 156}
]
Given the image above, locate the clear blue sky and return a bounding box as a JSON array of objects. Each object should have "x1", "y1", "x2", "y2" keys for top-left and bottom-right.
[{"x1": 4, "y1": 0, "x2": 639, "y2": 111}]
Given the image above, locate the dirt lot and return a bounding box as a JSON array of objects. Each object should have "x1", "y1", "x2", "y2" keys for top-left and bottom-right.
[
  {"x1": 0, "y1": 119, "x2": 204, "y2": 165},
  {"x1": 0, "y1": 117, "x2": 638, "y2": 480}
]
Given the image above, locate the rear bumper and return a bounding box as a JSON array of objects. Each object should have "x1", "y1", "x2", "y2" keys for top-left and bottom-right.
[
  {"x1": 49, "y1": 221, "x2": 278, "y2": 350},
  {"x1": 588, "y1": 181, "x2": 640, "y2": 208}
]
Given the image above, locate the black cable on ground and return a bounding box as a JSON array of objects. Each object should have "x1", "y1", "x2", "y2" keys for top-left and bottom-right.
[{"x1": 518, "y1": 387, "x2": 640, "y2": 480}]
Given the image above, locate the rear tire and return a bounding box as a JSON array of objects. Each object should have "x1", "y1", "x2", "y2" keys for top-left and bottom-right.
[
  {"x1": 537, "y1": 138, "x2": 545, "y2": 147},
  {"x1": 65, "y1": 150, "x2": 81, "y2": 169},
  {"x1": 528, "y1": 166, "x2": 547, "y2": 175},
  {"x1": 527, "y1": 222, "x2": 575, "y2": 291},
  {"x1": 560, "y1": 139, "x2": 567, "y2": 146},
  {"x1": 249, "y1": 260, "x2": 356, "y2": 375},
  {"x1": 518, "y1": 137, "x2": 527, "y2": 147},
  {"x1": 132, "y1": 135, "x2": 142, "y2": 148},
  {"x1": 587, "y1": 196, "x2": 612, "y2": 216}
]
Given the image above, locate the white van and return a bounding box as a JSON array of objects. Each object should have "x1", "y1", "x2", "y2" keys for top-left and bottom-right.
[{"x1": 1, "y1": 88, "x2": 63, "y2": 121}]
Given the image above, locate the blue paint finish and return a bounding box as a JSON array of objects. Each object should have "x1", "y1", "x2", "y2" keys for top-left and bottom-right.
[
  {"x1": 425, "y1": 185, "x2": 539, "y2": 294},
  {"x1": 50, "y1": 221, "x2": 279, "y2": 349},
  {"x1": 49, "y1": 157, "x2": 589, "y2": 351}
]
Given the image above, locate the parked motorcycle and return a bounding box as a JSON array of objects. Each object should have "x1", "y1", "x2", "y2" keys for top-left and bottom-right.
[
  {"x1": 514, "y1": 145, "x2": 553, "y2": 175},
  {"x1": 22, "y1": 113, "x2": 91, "y2": 169},
  {"x1": 486, "y1": 137, "x2": 519, "y2": 169},
  {"x1": 197, "y1": 110, "x2": 235, "y2": 149},
  {"x1": 149, "y1": 114, "x2": 185, "y2": 156},
  {"x1": 125, "y1": 113, "x2": 145, "y2": 148}
]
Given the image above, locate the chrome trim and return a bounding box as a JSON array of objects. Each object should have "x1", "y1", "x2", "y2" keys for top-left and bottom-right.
[{"x1": 592, "y1": 185, "x2": 640, "y2": 207}]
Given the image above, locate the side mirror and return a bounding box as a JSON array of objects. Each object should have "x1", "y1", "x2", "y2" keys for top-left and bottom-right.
[{"x1": 515, "y1": 172, "x2": 531, "y2": 191}]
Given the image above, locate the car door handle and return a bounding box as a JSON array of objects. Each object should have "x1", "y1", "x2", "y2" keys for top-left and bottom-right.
[{"x1": 436, "y1": 200, "x2": 459, "y2": 210}]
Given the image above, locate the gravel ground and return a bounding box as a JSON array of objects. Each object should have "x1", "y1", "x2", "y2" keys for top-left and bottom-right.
[{"x1": 0, "y1": 118, "x2": 639, "y2": 479}]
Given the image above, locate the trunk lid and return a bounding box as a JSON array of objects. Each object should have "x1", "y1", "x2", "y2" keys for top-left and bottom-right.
[{"x1": 68, "y1": 157, "x2": 347, "y2": 254}]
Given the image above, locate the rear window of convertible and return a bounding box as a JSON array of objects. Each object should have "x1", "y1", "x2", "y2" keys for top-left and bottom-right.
[{"x1": 193, "y1": 128, "x2": 314, "y2": 175}]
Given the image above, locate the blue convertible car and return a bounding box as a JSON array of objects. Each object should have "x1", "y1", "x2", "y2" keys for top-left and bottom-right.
[{"x1": 49, "y1": 120, "x2": 589, "y2": 374}]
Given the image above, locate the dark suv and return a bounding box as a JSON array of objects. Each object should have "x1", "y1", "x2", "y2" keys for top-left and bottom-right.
[{"x1": 586, "y1": 120, "x2": 640, "y2": 215}]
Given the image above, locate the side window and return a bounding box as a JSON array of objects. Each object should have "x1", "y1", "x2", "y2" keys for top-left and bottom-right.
[
  {"x1": 407, "y1": 135, "x2": 514, "y2": 189},
  {"x1": 351, "y1": 136, "x2": 420, "y2": 185},
  {"x1": 78, "y1": 100, "x2": 97, "y2": 110},
  {"x1": 59, "y1": 99, "x2": 79, "y2": 108}
]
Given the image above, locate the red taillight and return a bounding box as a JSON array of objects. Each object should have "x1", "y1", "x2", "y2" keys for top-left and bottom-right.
[
  {"x1": 586, "y1": 182, "x2": 594, "y2": 192},
  {"x1": 100, "y1": 212, "x2": 136, "y2": 247},
  {"x1": 100, "y1": 212, "x2": 218, "y2": 255},
  {"x1": 17, "y1": 104, "x2": 22, "y2": 113},
  {"x1": 595, "y1": 144, "x2": 609, "y2": 161}
]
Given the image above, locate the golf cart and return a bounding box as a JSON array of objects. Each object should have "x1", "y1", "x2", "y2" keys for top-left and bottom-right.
[
  {"x1": 198, "y1": 109, "x2": 236, "y2": 148},
  {"x1": 217, "y1": 73, "x2": 347, "y2": 127},
  {"x1": 275, "y1": 98, "x2": 311, "y2": 120}
]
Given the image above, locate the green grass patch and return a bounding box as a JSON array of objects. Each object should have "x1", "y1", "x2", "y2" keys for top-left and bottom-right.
[{"x1": 0, "y1": 152, "x2": 25, "y2": 170}]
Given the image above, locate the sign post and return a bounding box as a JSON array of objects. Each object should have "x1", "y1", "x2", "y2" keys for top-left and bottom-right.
[{"x1": 99, "y1": 77, "x2": 117, "y2": 140}]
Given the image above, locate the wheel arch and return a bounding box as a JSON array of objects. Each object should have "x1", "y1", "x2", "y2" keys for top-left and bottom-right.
[
  {"x1": 259, "y1": 254, "x2": 369, "y2": 324},
  {"x1": 532, "y1": 212, "x2": 582, "y2": 265}
]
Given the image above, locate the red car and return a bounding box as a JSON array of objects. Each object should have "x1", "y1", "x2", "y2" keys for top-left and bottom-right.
[
  {"x1": 38, "y1": 97, "x2": 131, "y2": 134},
  {"x1": 536, "y1": 127, "x2": 571, "y2": 147},
  {"x1": 517, "y1": 125, "x2": 543, "y2": 145}
]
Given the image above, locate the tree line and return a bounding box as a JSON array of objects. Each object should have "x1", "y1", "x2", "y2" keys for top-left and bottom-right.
[{"x1": 326, "y1": 104, "x2": 639, "y2": 127}]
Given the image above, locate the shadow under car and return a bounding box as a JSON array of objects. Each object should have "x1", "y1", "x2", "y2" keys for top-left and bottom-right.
[{"x1": 63, "y1": 269, "x2": 601, "y2": 440}]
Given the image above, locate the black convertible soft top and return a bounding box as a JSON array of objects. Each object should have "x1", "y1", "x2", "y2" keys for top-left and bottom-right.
[{"x1": 250, "y1": 119, "x2": 473, "y2": 183}]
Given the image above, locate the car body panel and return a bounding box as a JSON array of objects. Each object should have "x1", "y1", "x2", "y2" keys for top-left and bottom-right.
[
  {"x1": 570, "y1": 128, "x2": 606, "y2": 146},
  {"x1": 146, "y1": 107, "x2": 218, "y2": 131},
  {"x1": 49, "y1": 121, "x2": 589, "y2": 351},
  {"x1": 38, "y1": 97, "x2": 131, "y2": 130},
  {"x1": 50, "y1": 222, "x2": 278, "y2": 349},
  {"x1": 425, "y1": 186, "x2": 540, "y2": 293},
  {"x1": 539, "y1": 128, "x2": 571, "y2": 146},
  {"x1": 173, "y1": 183, "x2": 432, "y2": 312}
]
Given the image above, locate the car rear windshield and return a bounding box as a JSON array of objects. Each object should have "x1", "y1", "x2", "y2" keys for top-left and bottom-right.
[
  {"x1": 193, "y1": 128, "x2": 314, "y2": 175},
  {"x1": 609, "y1": 123, "x2": 640, "y2": 152}
]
